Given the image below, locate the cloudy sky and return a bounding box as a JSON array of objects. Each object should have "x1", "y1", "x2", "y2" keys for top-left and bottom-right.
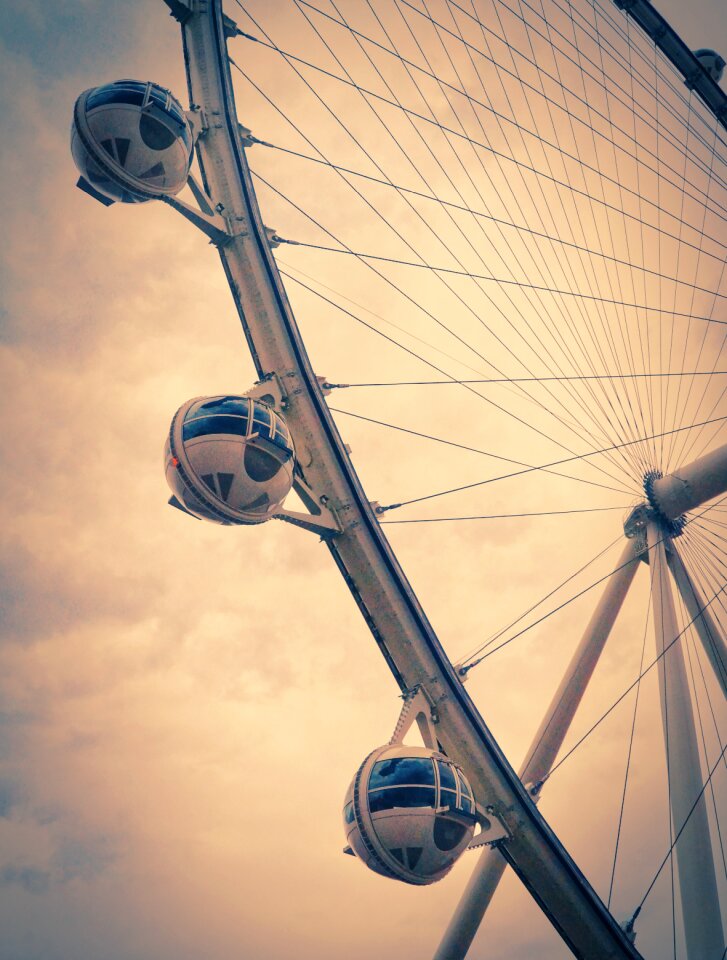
[{"x1": 1, "y1": 1, "x2": 726, "y2": 959}]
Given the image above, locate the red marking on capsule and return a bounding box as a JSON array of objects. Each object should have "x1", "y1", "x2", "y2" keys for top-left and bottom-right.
[{"x1": 171, "y1": 456, "x2": 180, "y2": 467}]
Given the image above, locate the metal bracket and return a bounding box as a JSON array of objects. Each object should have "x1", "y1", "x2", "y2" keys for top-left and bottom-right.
[
  {"x1": 265, "y1": 226, "x2": 283, "y2": 249},
  {"x1": 238, "y1": 124, "x2": 257, "y2": 148},
  {"x1": 244, "y1": 372, "x2": 289, "y2": 410},
  {"x1": 317, "y1": 376, "x2": 333, "y2": 397},
  {"x1": 221, "y1": 11, "x2": 238, "y2": 37},
  {"x1": 185, "y1": 106, "x2": 208, "y2": 143},
  {"x1": 389, "y1": 686, "x2": 440, "y2": 749},
  {"x1": 163, "y1": 0, "x2": 235, "y2": 31},
  {"x1": 160, "y1": 192, "x2": 231, "y2": 245},
  {"x1": 186, "y1": 171, "x2": 217, "y2": 216},
  {"x1": 274, "y1": 505, "x2": 341, "y2": 538},
  {"x1": 163, "y1": 0, "x2": 196, "y2": 23},
  {"x1": 623, "y1": 503, "x2": 651, "y2": 563},
  {"x1": 466, "y1": 810, "x2": 510, "y2": 849}
]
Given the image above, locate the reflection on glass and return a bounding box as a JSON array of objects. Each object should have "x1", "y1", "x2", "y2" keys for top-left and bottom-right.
[
  {"x1": 439, "y1": 788, "x2": 457, "y2": 810},
  {"x1": 437, "y1": 761, "x2": 457, "y2": 792},
  {"x1": 368, "y1": 786, "x2": 436, "y2": 812},
  {"x1": 183, "y1": 414, "x2": 248, "y2": 441},
  {"x1": 433, "y1": 817, "x2": 468, "y2": 852},
  {"x1": 189, "y1": 397, "x2": 249, "y2": 420},
  {"x1": 251, "y1": 402, "x2": 271, "y2": 427},
  {"x1": 457, "y1": 769, "x2": 473, "y2": 799},
  {"x1": 370, "y1": 757, "x2": 435, "y2": 789},
  {"x1": 87, "y1": 82, "x2": 190, "y2": 143}
]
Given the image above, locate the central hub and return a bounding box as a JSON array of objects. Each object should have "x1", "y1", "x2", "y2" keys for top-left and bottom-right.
[{"x1": 643, "y1": 470, "x2": 686, "y2": 537}]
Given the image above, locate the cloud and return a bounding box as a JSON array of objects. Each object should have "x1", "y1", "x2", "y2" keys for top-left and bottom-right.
[
  {"x1": 0, "y1": 864, "x2": 51, "y2": 895},
  {"x1": 52, "y1": 833, "x2": 118, "y2": 884},
  {"x1": 0, "y1": 778, "x2": 23, "y2": 819},
  {"x1": 0, "y1": 542, "x2": 157, "y2": 644}
]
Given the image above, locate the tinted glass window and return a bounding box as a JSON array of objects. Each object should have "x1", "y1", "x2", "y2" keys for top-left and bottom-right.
[
  {"x1": 183, "y1": 415, "x2": 248, "y2": 441},
  {"x1": 244, "y1": 444, "x2": 282, "y2": 482},
  {"x1": 433, "y1": 817, "x2": 468, "y2": 852},
  {"x1": 251, "y1": 402, "x2": 271, "y2": 426},
  {"x1": 139, "y1": 113, "x2": 177, "y2": 151},
  {"x1": 343, "y1": 801, "x2": 355, "y2": 825},
  {"x1": 437, "y1": 761, "x2": 457, "y2": 792},
  {"x1": 187, "y1": 397, "x2": 249, "y2": 420},
  {"x1": 147, "y1": 86, "x2": 187, "y2": 127},
  {"x1": 272, "y1": 416, "x2": 293, "y2": 453},
  {"x1": 87, "y1": 81, "x2": 148, "y2": 110},
  {"x1": 406, "y1": 847, "x2": 423, "y2": 869},
  {"x1": 370, "y1": 757, "x2": 435, "y2": 789},
  {"x1": 368, "y1": 786, "x2": 435, "y2": 812},
  {"x1": 439, "y1": 789, "x2": 457, "y2": 810},
  {"x1": 459, "y1": 796, "x2": 473, "y2": 815},
  {"x1": 457, "y1": 769, "x2": 473, "y2": 799}
]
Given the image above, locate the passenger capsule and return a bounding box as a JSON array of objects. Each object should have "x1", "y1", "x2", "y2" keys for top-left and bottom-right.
[
  {"x1": 694, "y1": 49, "x2": 726, "y2": 83},
  {"x1": 343, "y1": 745, "x2": 476, "y2": 885},
  {"x1": 71, "y1": 80, "x2": 192, "y2": 204},
  {"x1": 165, "y1": 395, "x2": 295, "y2": 525}
]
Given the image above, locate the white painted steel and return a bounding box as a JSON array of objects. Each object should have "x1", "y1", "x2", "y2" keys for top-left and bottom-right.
[
  {"x1": 437, "y1": 439, "x2": 727, "y2": 959},
  {"x1": 647, "y1": 523, "x2": 724, "y2": 959},
  {"x1": 434, "y1": 540, "x2": 641, "y2": 960},
  {"x1": 667, "y1": 545, "x2": 727, "y2": 700},
  {"x1": 519, "y1": 541, "x2": 641, "y2": 785},
  {"x1": 171, "y1": 2, "x2": 644, "y2": 956},
  {"x1": 651, "y1": 444, "x2": 727, "y2": 520}
]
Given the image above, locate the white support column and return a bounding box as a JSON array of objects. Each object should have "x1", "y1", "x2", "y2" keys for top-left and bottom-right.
[
  {"x1": 434, "y1": 540, "x2": 641, "y2": 960},
  {"x1": 667, "y1": 544, "x2": 727, "y2": 699},
  {"x1": 647, "y1": 523, "x2": 724, "y2": 960},
  {"x1": 650, "y1": 443, "x2": 727, "y2": 519}
]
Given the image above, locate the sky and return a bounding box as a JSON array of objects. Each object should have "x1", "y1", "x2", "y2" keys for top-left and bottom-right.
[{"x1": 1, "y1": 1, "x2": 726, "y2": 959}]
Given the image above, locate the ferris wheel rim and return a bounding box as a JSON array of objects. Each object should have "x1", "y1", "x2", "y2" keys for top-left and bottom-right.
[{"x1": 168, "y1": 0, "x2": 717, "y2": 955}]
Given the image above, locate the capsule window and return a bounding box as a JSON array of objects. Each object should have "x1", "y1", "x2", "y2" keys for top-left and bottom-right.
[
  {"x1": 272, "y1": 416, "x2": 293, "y2": 454},
  {"x1": 439, "y1": 788, "x2": 457, "y2": 811},
  {"x1": 368, "y1": 786, "x2": 435, "y2": 812},
  {"x1": 457, "y1": 769, "x2": 473, "y2": 799},
  {"x1": 183, "y1": 414, "x2": 248, "y2": 442},
  {"x1": 406, "y1": 847, "x2": 423, "y2": 869},
  {"x1": 100, "y1": 137, "x2": 131, "y2": 166},
  {"x1": 87, "y1": 84, "x2": 146, "y2": 110},
  {"x1": 139, "y1": 161, "x2": 165, "y2": 181},
  {"x1": 139, "y1": 112, "x2": 177, "y2": 151},
  {"x1": 437, "y1": 761, "x2": 457, "y2": 792},
  {"x1": 433, "y1": 817, "x2": 468, "y2": 852},
  {"x1": 193, "y1": 397, "x2": 249, "y2": 419},
  {"x1": 370, "y1": 757, "x2": 435, "y2": 789},
  {"x1": 239, "y1": 491, "x2": 269, "y2": 513},
  {"x1": 244, "y1": 444, "x2": 282, "y2": 482},
  {"x1": 343, "y1": 801, "x2": 355, "y2": 825},
  {"x1": 251, "y1": 402, "x2": 271, "y2": 425}
]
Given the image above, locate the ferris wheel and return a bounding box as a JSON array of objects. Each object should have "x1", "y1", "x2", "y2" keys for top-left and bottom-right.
[{"x1": 70, "y1": 0, "x2": 726, "y2": 957}]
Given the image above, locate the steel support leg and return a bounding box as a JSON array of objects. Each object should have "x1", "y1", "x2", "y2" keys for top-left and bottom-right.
[
  {"x1": 667, "y1": 544, "x2": 727, "y2": 700},
  {"x1": 434, "y1": 540, "x2": 641, "y2": 960},
  {"x1": 647, "y1": 523, "x2": 724, "y2": 959}
]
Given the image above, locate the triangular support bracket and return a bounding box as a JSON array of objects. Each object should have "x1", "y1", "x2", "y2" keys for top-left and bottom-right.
[
  {"x1": 160, "y1": 185, "x2": 232, "y2": 245},
  {"x1": 273, "y1": 505, "x2": 341, "y2": 538},
  {"x1": 389, "y1": 686, "x2": 440, "y2": 749},
  {"x1": 244, "y1": 372, "x2": 288, "y2": 410},
  {"x1": 466, "y1": 811, "x2": 510, "y2": 849}
]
